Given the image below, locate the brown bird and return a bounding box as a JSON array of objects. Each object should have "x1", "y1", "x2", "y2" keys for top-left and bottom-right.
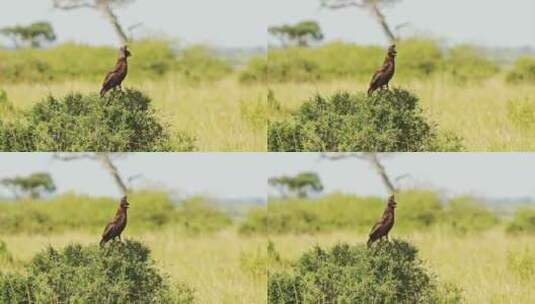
[
  {"x1": 100, "y1": 45, "x2": 131, "y2": 97},
  {"x1": 367, "y1": 44, "x2": 397, "y2": 95},
  {"x1": 100, "y1": 196, "x2": 129, "y2": 247},
  {"x1": 367, "y1": 194, "x2": 396, "y2": 247}
]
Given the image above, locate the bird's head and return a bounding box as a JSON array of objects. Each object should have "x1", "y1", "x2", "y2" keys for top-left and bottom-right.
[
  {"x1": 120, "y1": 196, "x2": 130, "y2": 209},
  {"x1": 387, "y1": 194, "x2": 397, "y2": 208},
  {"x1": 120, "y1": 45, "x2": 132, "y2": 58},
  {"x1": 388, "y1": 44, "x2": 397, "y2": 57}
]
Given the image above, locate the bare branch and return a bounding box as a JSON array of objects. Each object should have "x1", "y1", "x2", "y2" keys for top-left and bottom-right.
[
  {"x1": 53, "y1": 153, "x2": 96, "y2": 161},
  {"x1": 52, "y1": 0, "x2": 95, "y2": 9}
]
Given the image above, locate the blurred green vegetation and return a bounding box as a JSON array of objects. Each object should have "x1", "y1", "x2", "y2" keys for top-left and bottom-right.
[
  {"x1": 240, "y1": 190, "x2": 509, "y2": 235},
  {"x1": 507, "y1": 207, "x2": 535, "y2": 234},
  {"x1": 0, "y1": 39, "x2": 233, "y2": 83},
  {"x1": 506, "y1": 56, "x2": 535, "y2": 84},
  {"x1": 0, "y1": 191, "x2": 232, "y2": 235},
  {"x1": 242, "y1": 39, "x2": 501, "y2": 83}
]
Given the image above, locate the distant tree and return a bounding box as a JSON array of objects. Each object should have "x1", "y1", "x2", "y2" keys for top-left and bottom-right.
[
  {"x1": 269, "y1": 20, "x2": 324, "y2": 47},
  {"x1": 52, "y1": 0, "x2": 135, "y2": 44},
  {"x1": 0, "y1": 21, "x2": 56, "y2": 48},
  {"x1": 269, "y1": 171, "x2": 324, "y2": 198},
  {"x1": 1, "y1": 172, "x2": 56, "y2": 199},
  {"x1": 320, "y1": 0, "x2": 402, "y2": 44}
]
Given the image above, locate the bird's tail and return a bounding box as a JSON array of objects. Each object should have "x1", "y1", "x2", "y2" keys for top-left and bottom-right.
[
  {"x1": 367, "y1": 87, "x2": 374, "y2": 96},
  {"x1": 100, "y1": 88, "x2": 106, "y2": 97},
  {"x1": 99, "y1": 239, "x2": 106, "y2": 247},
  {"x1": 367, "y1": 238, "x2": 373, "y2": 248}
]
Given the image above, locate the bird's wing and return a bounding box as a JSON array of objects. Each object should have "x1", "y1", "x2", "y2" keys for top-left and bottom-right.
[
  {"x1": 101, "y1": 216, "x2": 119, "y2": 238},
  {"x1": 102, "y1": 62, "x2": 122, "y2": 86},
  {"x1": 368, "y1": 220, "x2": 383, "y2": 236}
]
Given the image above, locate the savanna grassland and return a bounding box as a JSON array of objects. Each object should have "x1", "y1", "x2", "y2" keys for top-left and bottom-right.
[
  {"x1": 268, "y1": 230, "x2": 535, "y2": 304},
  {"x1": 266, "y1": 40, "x2": 535, "y2": 151},
  {"x1": 0, "y1": 40, "x2": 267, "y2": 151},
  {"x1": 0, "y1": 192, "x2": 267, "y2": 304},
  {"x1": 1, "y1": 229, "x2": 267, "y2": 304},
  {"x1": 259, "y1": 191, "x2": 535, "y2": 304}
]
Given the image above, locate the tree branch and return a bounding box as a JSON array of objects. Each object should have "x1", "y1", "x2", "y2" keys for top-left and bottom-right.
[{"x1": 52, "y1": 0, "x2": 95, "y2": 9}]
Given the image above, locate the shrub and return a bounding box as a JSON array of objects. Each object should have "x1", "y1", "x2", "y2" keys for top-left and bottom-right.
[
  {"x1": 0, "y1": 89, "x2": 195, "y2": 151},
  {"x1": 239, "y1": 206, "x2": 268, "y2": 235},
  {"x1": 0, "y1": 240, "x2": 194, "y2": 303},
  {"x1": 442, "y1": 197, "x2": 498, "y2": 233},
  {"x1": 0, "y1": 191, "x2": 232, "y2": 235},
  {"x1": 239, "y1": 56, "x2": 268, "y2": 83},
  {"x1": 445, "y1": 45, "x2": 500, "y2": 82},
  {"x1": 268, "y1": 240, "x2": 462, "y2": 304},
  {"x1": 268, "y1": 89, "x2": 463, "y2": 152},
  {"x1": 507, "y1": 207, "x2": 535, "y2": 234},
  {"x1": 506, "y1": 56, "x2": 535, "y2": 84},
  {"x1": 0, "y1": 241, "x2": 14, "y2": 265},
  {"x1": 176, "y1": 45, "x2": 232, "y2": 83},
  {"x1": 395, "y1": 190, "x2": 444, "y2": 231}
]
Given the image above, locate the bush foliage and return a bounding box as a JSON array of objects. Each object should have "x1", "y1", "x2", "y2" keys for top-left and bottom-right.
[
  {"x1": 268, "y1": 89, "x2": 463, "y2": 152},
  {"x1": 0, "y1": 89, "x2": 195, "y2": 151},
  {"x1": 242, "y1": 39, "x2": 499, "y2": 83},
  {"x1": 243, "y1": 191, "x2": 500, "y2": 235},
  {"x1": 506, "y1": 56, "x2": 535, "y2": 84},
  {"x1": 0, "y1": 40, "x2": 232, "y2": 83},
  {"x1": 268, "y1": 240, "x2": 462, "y2": 304},
  {"x1": 507, "y1": 207, "x2": 535, "y2": 234},
  {"x1": 0, "y1": 191, "x2": 232, "y2": 235},
  {"x1": 0, "y1": 240, "x2": 194, "y2": 303}
]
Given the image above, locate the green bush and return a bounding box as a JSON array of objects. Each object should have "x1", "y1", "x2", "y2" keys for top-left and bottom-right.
[
  {"x1": 443, "y1": 197, "x2": 498, "y2": 233},
  {"x1": 268, "y1": 89, "x2": 463, "y2": 152},
  {"x1": 268, "y1": 241, "x2": 462, "y2": 304},
  {"x1": 0, "y1": 89, "x2": 195, "y2": 151},
  {"x1": 0, "y1": 191, "x2": 232, "y2": 235},
  {"x1": 176, "y1": 45, "x2": 232, "y2": 83},
  {"x1": 506, "y1": 56, "x2": 535, "y2": 84},
  {"x1": 0, "y1": 240, "x2": 194, "y2": 303},
  {"x1": 256, "y1": 191, "x2": 499, "y2": 236},
  {"x1": 445, "y1": 45, "x2": 500, "y2": 82},
  {"x1": 507, "y1": 207, "x2": 535, "y2": 234},
  {"x1": 239, "y1": 56, "x2": 268, "y2": 83}
]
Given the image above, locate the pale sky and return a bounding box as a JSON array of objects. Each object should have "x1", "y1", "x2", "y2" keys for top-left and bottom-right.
[
  {"x1": 266, "y1": 153, "x2": 535, "y2": 200},
  {"x1": 0, "y1": 0, "x2": 269, "y2": 48},
  {"x1": 270, "y1": 0, "x2": 535, "y2": 48},
  {"x1": 0, "y1": 153, "x2": 268, "y2": 200},
  {"x1": 0, "y1": 0, "x2": 532, "y2": 48},
  {"x1": 1, "y1": 153, "x2": 535, "y2": 202}
]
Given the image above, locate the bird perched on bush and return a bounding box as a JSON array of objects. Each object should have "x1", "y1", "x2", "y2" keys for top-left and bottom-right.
[
  {"x1": 367, "y1": 45, "x2": 396, "y2": 95},
  {"x1": 367, "y1": 194, "x2": 396, "y2": 247},
  {"x1": 100, "y1": 196, "x2": 129, "y2": 247},
  {"x1": 100, "y1": 45, "x2": 131, "y2": 97}
]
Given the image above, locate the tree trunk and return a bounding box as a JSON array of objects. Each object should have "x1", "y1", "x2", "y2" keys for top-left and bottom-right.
[
  {"x1": 96, "y1": 1, "x2": 129, "y2": 45},
  {"x1": 95, "y1": 153, "x2": 129, "y2": 195},
  {"x1": 367, "y1": 3, "x2": 396, "y2": 44},
  {"x1": 365, "y1": 153, "x2": 397, "y2": 194}
]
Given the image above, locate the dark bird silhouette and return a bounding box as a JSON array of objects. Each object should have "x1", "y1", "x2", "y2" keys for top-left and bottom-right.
[
  {"x1": 367, "y1": 44, "x2": 397, "y2": 95},
  {"x1": 100, "y1": 196, "x2": 129, "y2": 247},
  {"x1": 100, "y1": 45, "x2": 131, "y2": 97},
  {"x1": 367, "y1": 195, "x2": 396, "y2": 247}
]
